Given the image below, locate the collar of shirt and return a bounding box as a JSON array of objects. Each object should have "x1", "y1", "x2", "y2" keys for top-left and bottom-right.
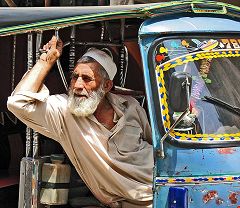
[
  {"x1": 87, "y1": 92, "x2": 128, "y2": 133},
  {"x1": 107, "y1": 92, "x2": 128, "y2": 112}
]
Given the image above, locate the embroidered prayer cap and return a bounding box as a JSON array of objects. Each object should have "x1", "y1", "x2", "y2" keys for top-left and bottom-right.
[{"x1": 81, "y1": 47, "x2": 117, "y2": 80}]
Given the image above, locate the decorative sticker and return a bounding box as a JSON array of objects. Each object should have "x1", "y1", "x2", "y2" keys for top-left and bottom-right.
[{"x1": 154, "y1": 38, "x2": 240, "y2": 66}]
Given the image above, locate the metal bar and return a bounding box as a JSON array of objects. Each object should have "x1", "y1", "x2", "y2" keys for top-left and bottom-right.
[
  {"x1": 32, "y1": 32, "x2": 43, "y2": 159},
  {"x1": 119, "y1": 19, "x2": 128, "y2": 87},
  {"x1": 26, "y1": 33, "x2": 34, "y2": 158},
  {"x1": 11, "y1": 35, "x2": 16, "y2": 92},
  {"x1": 68, "y1": 0, "x2": 76, "y2": 72},
  {"x1": 55, "y1": 29, "x2": 68, "y2": 91},
  {"x1": 65, "y1": 41, "x2": 122, "y2": 47},
  {"x1": 69, "y1": 26, "x2": 76, "y2": 72},
  {"x1": 100, "y1": 22, "x2": 105, "y2": 41},
  {"x1": 159, "y1": 108, "x2": 189, "y2": 159},
  {"x1": 105, "y1": 21, "x2": 113, "y2": 42},
  {"x1": 35, "y1": 32, "x2": 43, "y2": 60},
  {"x1": 27, "y1": 33, "x2": 33, "y2": 70},
  {"x1": 25, "y1": 126, "x2": 32, "y2": 157}
]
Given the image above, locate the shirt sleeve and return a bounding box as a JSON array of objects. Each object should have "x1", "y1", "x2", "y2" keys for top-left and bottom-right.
[{"x1": 7, "y1": 85, "x2": 65, "y2": 142}]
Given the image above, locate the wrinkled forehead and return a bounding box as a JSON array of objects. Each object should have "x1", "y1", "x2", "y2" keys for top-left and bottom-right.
[{"x1": 73, "y1": 62, "x2": 102, "y2": 77}]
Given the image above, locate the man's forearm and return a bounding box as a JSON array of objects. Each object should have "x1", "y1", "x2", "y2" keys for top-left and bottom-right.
[{"x1": 13, "y1": 59, "x2": 53, "y2": 94}]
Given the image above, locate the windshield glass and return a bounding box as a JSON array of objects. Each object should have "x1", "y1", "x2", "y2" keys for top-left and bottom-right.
[{"x1": 151, "y1": 37, "x2": 240, "y2": 138}]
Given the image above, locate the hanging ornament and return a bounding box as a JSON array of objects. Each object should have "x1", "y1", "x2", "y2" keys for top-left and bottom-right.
[
  {"x1": 155, "y1": 54, "x2": 165, "y2": 62},
  {"x1": 182, "y1": 40, "x2": 190, "y2": 47},
  {"x1": 170, "y1": 41, "x2": 180, "y2": 49},
  {"x1": 159, "y1": 47, "x2": 168, "y2": 54}
]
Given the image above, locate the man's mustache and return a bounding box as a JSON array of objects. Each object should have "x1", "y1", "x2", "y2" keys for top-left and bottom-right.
[{"x1": 72, "y1": 89, "x2": 89, "y2": 97}]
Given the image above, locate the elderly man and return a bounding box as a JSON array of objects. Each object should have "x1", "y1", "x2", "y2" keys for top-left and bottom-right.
[{"x1": 7, "y1": 36, "x2": 153, "y2": 208}]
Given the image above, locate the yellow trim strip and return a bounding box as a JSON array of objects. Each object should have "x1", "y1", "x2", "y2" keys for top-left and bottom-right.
[
  {"x1": 156, "y1": 49, "x2": 240, "y2": 141},
  {"x1": 156, "y1": 175, "x2": 240, "y2": 185}
]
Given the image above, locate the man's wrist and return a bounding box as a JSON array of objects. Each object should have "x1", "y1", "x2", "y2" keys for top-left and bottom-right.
[{"x1": 37, "y1": 58, "x2": 54, "y2": 69}]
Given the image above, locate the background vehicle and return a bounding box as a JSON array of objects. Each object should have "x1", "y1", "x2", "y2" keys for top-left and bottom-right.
[{"x1": 0, "y1": 1, "x2": 240, "y2": 207}]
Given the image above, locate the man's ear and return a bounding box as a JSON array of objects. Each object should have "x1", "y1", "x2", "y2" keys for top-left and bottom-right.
[{"x1": 103, "y1": 80, "x2": 113, "y2": 93}]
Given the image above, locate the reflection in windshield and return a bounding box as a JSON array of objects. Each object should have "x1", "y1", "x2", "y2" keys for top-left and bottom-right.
[
  {"x1": 155, "y1": 38, "x2": 240, "y2": 135},
  {"x1": 185, "y1": 57, "x2": 240, "y2": 134},
  {"x1": 202, "y1": 96, "x2": 240, "y2": 116}
]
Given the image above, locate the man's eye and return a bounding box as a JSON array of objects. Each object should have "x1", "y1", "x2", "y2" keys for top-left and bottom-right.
[
  {"x1": 71, "y1": 73, "x2": 79, "y2": 80},
  {"x1": 82, "y1": 76, "x2": 93, "y2": 82}
]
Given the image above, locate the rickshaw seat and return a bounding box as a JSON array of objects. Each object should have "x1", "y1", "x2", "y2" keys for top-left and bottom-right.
[{"x1": 111, "y1": 86, "x2": 145, "y2": 106}]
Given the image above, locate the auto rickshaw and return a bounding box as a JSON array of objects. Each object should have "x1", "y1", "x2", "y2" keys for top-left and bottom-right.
[{"x1": 0, "y1": 1, "x2": 240, "y2": 207}]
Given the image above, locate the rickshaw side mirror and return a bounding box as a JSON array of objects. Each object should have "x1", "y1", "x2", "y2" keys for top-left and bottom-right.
[{"x1": 168, "y1": 72, "x2": 192, "y2": 112}]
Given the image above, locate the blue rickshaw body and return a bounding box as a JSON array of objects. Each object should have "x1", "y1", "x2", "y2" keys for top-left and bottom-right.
[{"x1": 139, "y1": 15, "x2": 240, "y2": 208}]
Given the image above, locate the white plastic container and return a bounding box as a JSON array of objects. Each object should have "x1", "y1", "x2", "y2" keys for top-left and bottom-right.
[{"x1": 40, "y1": 154, "x2": 71, "y2": 205}]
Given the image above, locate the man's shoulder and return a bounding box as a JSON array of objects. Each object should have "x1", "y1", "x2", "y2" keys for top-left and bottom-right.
[
  {"x1": 109, "y1": 92, "x2": 139, "y2": 104},
  {"x1": 47, "y1": 93, "x2": 68, "y2": 106}
]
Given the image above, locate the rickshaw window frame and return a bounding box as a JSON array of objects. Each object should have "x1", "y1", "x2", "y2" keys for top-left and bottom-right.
[{"x1": 147, "y1": 32, "x2": 240, "y2": 149}]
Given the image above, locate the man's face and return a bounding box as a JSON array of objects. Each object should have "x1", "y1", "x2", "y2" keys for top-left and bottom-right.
[{"x1": 67, "y1": 62, "x2": 105, "y2": 117}]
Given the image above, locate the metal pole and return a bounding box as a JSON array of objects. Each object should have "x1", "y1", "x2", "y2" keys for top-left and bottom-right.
[
  {"x1": 32, "y1": 32, "x2": 43, "y2": 159},
  {"x1": 55, "y1": 29, "x2": 68, "y2": 91},
  {"x1": 11, "y1": 35, "x2": 16, "y2": 93},
  {"x1": 119, "y1": 19, "x2": 128, "y2": 87},
  {"x1": 26, "y1": 33, "x2": 34, "y2": 158},
  {"x1": 69, "y1": 26, "x2": 76, "y2": 72}
]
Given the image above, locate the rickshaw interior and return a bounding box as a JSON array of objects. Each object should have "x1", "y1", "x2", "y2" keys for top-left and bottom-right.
[{"x1": 0, "y1": 12, "x2": 147, "y2": 207}]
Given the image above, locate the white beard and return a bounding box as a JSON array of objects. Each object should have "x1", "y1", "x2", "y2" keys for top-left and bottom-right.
[{"x1": 67, "y1": 85, "x2": 105, "y2": 117}]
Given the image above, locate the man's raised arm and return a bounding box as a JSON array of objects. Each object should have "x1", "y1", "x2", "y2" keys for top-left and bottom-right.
[{"x1": 7, "y1": 36, "x2": 64, "y2": 140}]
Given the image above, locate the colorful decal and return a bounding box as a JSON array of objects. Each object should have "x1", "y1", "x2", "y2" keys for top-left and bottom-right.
[
  {"x1": 155, "y1": 54, "x2": 165, "y2": 62},
  {"x1": 229, "y1": 192, "x2": 239, "y2": 204},
  {"x1": 199, "y1": 58, "x2": 212, "y2": 84},
  {"x1": 170, "y1": 41, "x2": 181, "y2": 49},
  {"x1": 159, "y1": 46, "x2": 168, "y2": 54},
  {"x1": 190, "y1": 58, "x2": 212, "y2": 115},
  {"x1": 181, "y1": 40, "x2": 190, "y2": 48},
  {"x1": 198, "y1": 39, "x2": 219, "y2": 51},
  {"x1": 156, "y1": 175, "x2": 240, "y2": 185},
  {"x1": 203, "y1": 190, "x2": 218, "y2": 204},
  {"x1": 215, "y1": 197, "x2": 224, "y2": 205},
  {"x1": 155, "y1": 38, "x2": 240, "y2": 66},
  {"x1": 203, "y1": 191, "x2": 225, "y2": 205},
  {"x1": 155, "y1": 47, "x2": 168, "y2": 63},
  {"x1": 217, "y1": 147, "x2": 236, "y2": 154}
]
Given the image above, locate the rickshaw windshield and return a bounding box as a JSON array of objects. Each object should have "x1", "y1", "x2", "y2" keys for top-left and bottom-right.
[{"x1": 151, "y1": 36, "x2": 240, "y2": 143}]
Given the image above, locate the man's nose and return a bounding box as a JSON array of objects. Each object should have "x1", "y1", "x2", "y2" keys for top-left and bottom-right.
[{"x1": 74, "y1": 77, "x2": 85, "y2": 89}]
